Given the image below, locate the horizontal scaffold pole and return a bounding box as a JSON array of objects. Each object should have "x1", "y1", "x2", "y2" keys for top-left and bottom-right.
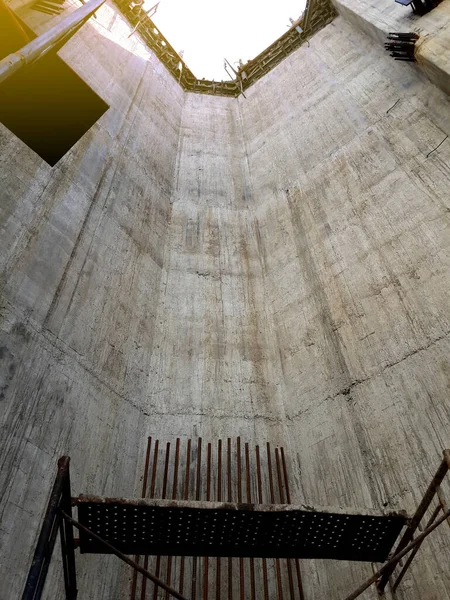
[{"x1": 0, "y1": 0, "x2": 106, "y2": 84}]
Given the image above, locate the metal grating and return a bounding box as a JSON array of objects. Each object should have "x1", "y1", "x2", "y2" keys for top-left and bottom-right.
[
  {"x1": 77, "y1": 498, "x2": 406, "y2": 562},
  {"x1": 73, "y1": 438, "x2": 407, "y2": 600}
]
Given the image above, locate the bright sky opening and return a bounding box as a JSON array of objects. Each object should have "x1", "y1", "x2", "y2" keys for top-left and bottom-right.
[{"x1": 147, "y1": 0, "x2": 307, "y2": 80}]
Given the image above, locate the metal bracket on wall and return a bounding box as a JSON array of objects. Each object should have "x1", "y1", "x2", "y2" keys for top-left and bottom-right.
[{"x1": 385, "y1": 32, "x2": 419, "y2": 62}]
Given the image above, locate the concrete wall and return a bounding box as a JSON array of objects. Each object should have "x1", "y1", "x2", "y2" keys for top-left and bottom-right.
[
  {"x1": 1, "y1": 5, "x2": 450, "y2": 600},
  {"x1": 240, "y1": 17, "x2": 450, "y2": 599},
  {"x1": 332, "y1": 0, "x2": 450, "y2": 96},
  {"x1": 146, "y1": 92, "x2": 289, "y2": 442},
  {"x1": 0, "y1": 4, "x2": 185, "y2": 598}
]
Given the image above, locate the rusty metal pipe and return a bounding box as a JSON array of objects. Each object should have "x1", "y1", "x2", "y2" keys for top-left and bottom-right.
[
  {"x1": 143, "y1": 439, "x2": 158, "y2": 600},
  {"x1": 392, "y1": 503, "x2": 442, "y2": 592},
  {"x1": 22, "y1": 457, "x2": 71, "y2": 600},
  {"x1": 0, "y1": 0, "x2": 30, "y2": 59},
  {"x1": 0, "y1": 0, "x2": 105, "y2": 84},
  {"x1": 131, "y1": 437, "x2": 152, "y2": 600},
  {"x1": 377, "y1": 454, "x2": 449, "y2": 591},
  {"x1": 343, "y1": 508, "x2": 450, "y2": 600},
  {"x1": 179, "y1": 439, "x2": 191, "y2": 594}
]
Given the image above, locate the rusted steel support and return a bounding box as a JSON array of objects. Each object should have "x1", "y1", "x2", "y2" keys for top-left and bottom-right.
[
  {"x1": 142, "y1": 439, "x2": 159, "y2": 600},
  {"x1": 165, "y1": 438, "x2": 180, "y2": 600},
  {"x1": 0, "y1": 0, "x2": 30, "y2": 59},
  {"x1": 377, "y1": 452, "x2": 449, "y2": 592},
  {"x1": 59, "y1": 460, "x2": 78, "y2": 600},
  {"x1": 267, "y1": 443, "x2": 284, "y2": 600},
  {"x1": 191, "y1": 438, "x2": 202, "y2": 600},
  {"x1": 345, "y1": 508, "x2": 450, "y2": 600},
  {"x1": 256, "y1": 445, "x2": 269, "y2": 600},
  {"x1": 61, "y1": 512, "x2": 188, "y2": 600},
  {"x1": 281, "y1": 448, "x2": 305, "y2": 600},
  {"x1": 203, "y1": 442, "x2": 212, "y2": 600},
  {"x1": 216, "y1": 439, "x2": 222, "y2": 600},
  {"x1": 130, "y1": 437, "x2": 152, "y2": 600},
  {"x1": 245, "y1": 443, "x2": 256, "y2": 600},
  {"x1": 152, "y1": 442, "x2": 171, "y2": 600},
  {"x1": 0, "y1": 0, "x2": 105, "y2": 84},
  {"x1": 392, "y1": 503, "x2": 442, "y2": 591},
  {"x1": 22, "y1": 456, "x2": 75, "y2": 600},
  {"x1": 179, "y1": 438, "x2": 191, "y2": 595},
  {"x1": 226, "y1": 438, "x2": 233, "y2": 600}
]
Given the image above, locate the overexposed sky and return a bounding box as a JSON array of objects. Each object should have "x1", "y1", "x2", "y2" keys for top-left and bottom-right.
[{"x1": 146, "y1": 0, "x2": 307, "y2": 80}]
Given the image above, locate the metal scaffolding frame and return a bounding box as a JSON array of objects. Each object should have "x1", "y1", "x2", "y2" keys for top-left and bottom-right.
[
  {"x1": 19, "y1": 445, "x2": 450, "y2": 600},
  {"x1": 113, "y1": 0, "x2": 336, "y2": 97},
  {"x1": 0, "y1": 0, "x2": 335, "y2": 96}
]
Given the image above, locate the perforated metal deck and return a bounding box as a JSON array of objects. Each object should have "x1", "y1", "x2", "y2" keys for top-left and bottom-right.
[{"x1": 76, "y1": 497, "x2": 407, "y2": 562}]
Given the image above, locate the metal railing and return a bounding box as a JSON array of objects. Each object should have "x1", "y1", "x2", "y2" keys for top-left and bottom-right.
[{"x1": 0, "y1": 0, "x2": 105, "y2": 84}]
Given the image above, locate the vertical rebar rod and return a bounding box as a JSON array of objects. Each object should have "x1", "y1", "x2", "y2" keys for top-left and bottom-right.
[
  {"x1": 255, "y1": 445, "x2": 269, "y2": 600},
  {"x1": 266, "y1": 443, "x2": 275, "y2": 503},
  {"x1": 150, "y1": 440, "x2": 160, "y2": 497},
  {"x1": 236, "y1": 438, "x2": 244, "y2": 600},
  {"x1": 267, "y1": 443, "x2": 283, "y2": 600},
  {"x1": 142, "y1": 439, "x2": 159, "y2": 600},
  {"x1": 172, "y1": 439, "x2": 181, "y2": 500},
  {"x1": 191, "y1": 438, "x2": 202, "y2": 600},
  {"x1": 153, "y1": 443, "x2": 170, "y2": 600},
  {"x1": 131, "y1": 437, "x2": 152, "y2": 600},
  {"x1": 227, "y1": 438, "x2": 233, "y2": 600},
  {"x1": 217, "y1": 440, "x2": 223, "y2": 500},
  {"x1": 281, "y1": 448, "x2": 305, "y2": 600},
  {"x1": 237, "y1": 437, "x2": 242, "y2": 503},
  {"x1": 162, "y1": 443, "x2": 171, "y2": 498},
  {"x1": 245, "y1": 443, "x2": 256, "y2": 600},
  {"x1": 179, "y1": 439, "x2": 191, "y2": 595},
  {"x1": 165, "y1": 439, "x2": 180, "y2": 599},
  {"x1": 275, "y1": 449, "x2": 285, "y2": 504},
  {"x1": 276, "y1": 448, "x2": 294, "y2": 600},
  {"x1": 227, "y1": 438, "x2": 232, "y2": 502},
  {"x1": 216, "y1": 440, "x2": 222, "y2": 600},
  {"x1": 184, "y1": 440, "x2": 192, "y2": 500},
  {"x1": 196, "y1": 438, "x2": 202, "y2": 501},
  {"x1": 280, "y1": 448, "x2": 291, "y2": 504},
  {"x1": 203, "y1": 443, "x2": 212, "y2": 600}
]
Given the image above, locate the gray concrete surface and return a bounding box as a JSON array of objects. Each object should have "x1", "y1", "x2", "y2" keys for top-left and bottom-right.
[
  {"x1": 332, "y1": 0, "x2": 450, "y2": 96},
  {"x1": 1, "y1": 2, "x2": 450, "y2": 599}
]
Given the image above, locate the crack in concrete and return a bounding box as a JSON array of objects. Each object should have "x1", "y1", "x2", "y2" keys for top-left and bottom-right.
[{"x1": 287, "y1": 328, "x2": 450, "y2": 421}]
